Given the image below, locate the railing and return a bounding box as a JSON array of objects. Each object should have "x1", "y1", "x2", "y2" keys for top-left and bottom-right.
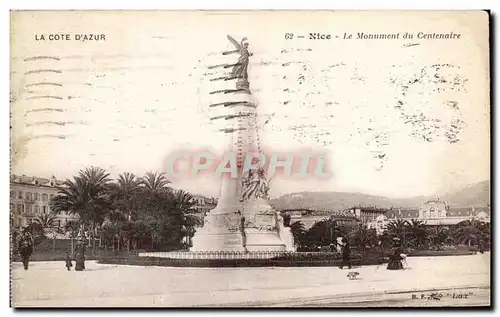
[{"x1": 138, "y1": 251, "x2": 344, "y2": 260}]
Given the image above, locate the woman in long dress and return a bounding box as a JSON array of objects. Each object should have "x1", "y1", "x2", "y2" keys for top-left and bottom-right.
[
  {"x1": 74, "y1": 240, "x2": 86, "y2": 271},
  {"x1": 387, "y1": 238, "x2": 405, "y2": 270}
]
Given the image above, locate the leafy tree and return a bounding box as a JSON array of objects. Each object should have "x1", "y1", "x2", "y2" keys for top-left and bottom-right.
[
  {"x1": 25, "y1": 222, "x2": 46, "y2": 248},
  {"x1": 289, "y1": 221, "x2": 306, "y2": 248},
  {"x1": 64, "y1": 220, "x2": 82, "y2": 240},
  {"x1": 100, "y1": 209, "x2": 127, "y2": 250},
  {"x1": 49, "y1": 166, "x2": 217, "y2": 252},
  {"x1": 453, "y1": 220, "x2": 490, "y2": 247},
  {"x1": 304, "y1": 217, "x2": 342, "y2": 249},
  {"x1": 105, "y1": 173, "x2": 143, "y2": 251},
  {"x1": 426, "y1": 225, "x2": 451, "y2": 247}
]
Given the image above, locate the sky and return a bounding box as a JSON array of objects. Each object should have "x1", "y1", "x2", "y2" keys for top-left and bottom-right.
[{"x1": 10, "y1": 11, "x2": 490, "y2": 198}]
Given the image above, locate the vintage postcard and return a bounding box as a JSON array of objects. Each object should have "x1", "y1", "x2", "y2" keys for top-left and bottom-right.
[{"x1": 10, "y1": 10, "x2": 490, "y2": 307}]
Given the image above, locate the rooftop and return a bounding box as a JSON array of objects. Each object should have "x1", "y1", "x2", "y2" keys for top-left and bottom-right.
[
  {"x1": 278, "y1": 208, "x2": 357, "y2": 219},
  {"x1": 10, "y1": 174, "x2": 64, "y2": 188},
  {"x1": 385, "y1": 209, "x2": 420, "y2": 219},
  {"x1": 423, "y1": 199, "x2": 446, "y2": 204}
]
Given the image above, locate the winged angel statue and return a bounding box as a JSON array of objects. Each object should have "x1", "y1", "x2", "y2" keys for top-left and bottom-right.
[{"x1": 227, "y1": 35, "x2": 252, "y2": 80}]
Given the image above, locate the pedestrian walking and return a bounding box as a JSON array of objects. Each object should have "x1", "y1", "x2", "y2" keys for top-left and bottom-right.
[
  {"x1": 339, "y1": 240, "x2": 352, "y2": 269},
  {"x1": 18, "y1": 228, "x2": 34, "y2": 270},
  {"x1": 65, "y1": 251, "x2": 73, "y2": 271}
]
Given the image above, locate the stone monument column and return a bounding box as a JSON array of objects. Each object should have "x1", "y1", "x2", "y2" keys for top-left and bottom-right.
[{"x1": 190, "y1": 35, "x2": 293, "y2": 253}]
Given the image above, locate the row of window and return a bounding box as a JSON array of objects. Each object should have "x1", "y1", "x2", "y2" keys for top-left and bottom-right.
[
  {"x1": 12, "y1": 218, "x2": 63, "y2": 228},
  {"x1": 368, "y1": 223, "x2": 385, "y2": 229},
  {"x1": 11, "y1": 203, "x2": 50, "y2": 214},
  {"x1": 11, "y1": 191, "x2": 55, "y2": 201},
  {"x1": 422, "y1": 211, "x2": 445, "y2": 218}
]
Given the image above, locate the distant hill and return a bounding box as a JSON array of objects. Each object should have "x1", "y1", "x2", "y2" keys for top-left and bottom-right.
[
  {"x1": 441, "y1": 180, "x2": 490, "y2": 207},
  {"x1": 269, "y1": 192, "x2": 425, "y2": 211},
  {"x1": 269, "y1": 180, "x2": 490, "y2": 211}
]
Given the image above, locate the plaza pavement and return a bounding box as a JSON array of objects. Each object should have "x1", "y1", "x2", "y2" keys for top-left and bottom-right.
[{"x1": 11, "y1": 252, "x2": 490, "y2": 307}]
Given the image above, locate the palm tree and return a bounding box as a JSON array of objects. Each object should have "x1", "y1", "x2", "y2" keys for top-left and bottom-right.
[
  {"x1": 385, "y1": 219, "x2": 409, "y2": 246},
  {"x1": 51, "y1": 167, "x2": 112, "y2": 252},
  {"x1": 34, "y1": 212, "x2": 57, "y2": 228},
  {"x1": 141, "y1": 172, "x2": 195, "y2": 249},
  {"x1": 33, "y1": 212, "x2": 60, "y2": 251},
  {"x1": 79, "y1": 166, "x2": 112, "y2": 251},
  {"x1": 107, "y1": 173, "x2": 143, "y2": 250},
  {"x1": 79, "y1": 166, "x2": 111, "y2": 190},
  {"x1": 426, "y1": 226, "x2": 451, "y2": 247},
  {"x1": 142, "y1": 171, "x2": 171, "y2": 196},
  {"x1": 114, "y1": 172, "x2": 142, "y2": 220},
  {"x1": 348, "y1": 224, "x2": 378, "y2": 258},
  {"x1": 51, "y1": 176, "x2": 90, "y2": 225},
  {"x1": 349, "y1": 224, "x2": 378, "y2": 257},
  {"x1": 173, "y1": 190, "x2": 196, "y2": 212},
  {"x1": 406, "y1": 219, "x2": 427, "y2": 249},
  {"x1": 172, "y1": 189, "x2": 202, "y2": 247}
]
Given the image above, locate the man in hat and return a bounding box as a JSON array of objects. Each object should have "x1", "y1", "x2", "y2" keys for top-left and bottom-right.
[
  {"x1": 339, "y1": 239, "x2": 352, "y2": 269},
  {"x1": 18, "y1": 228, "x2": 34, "y2": 270}
]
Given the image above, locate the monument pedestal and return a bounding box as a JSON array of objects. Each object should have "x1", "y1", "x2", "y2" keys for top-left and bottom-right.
[
  {"x1": 191, "y1": 197, "x2": 292, "y2": 252},
  {"x1": 245, "y1": 228, "x2": 286, "y2": 252},
  {"x1": 190, "y1": 231, "x2": 245, "y2": 252},
  {"x1": 190, "y1": 210, "x2": 245, "y2": 252}
]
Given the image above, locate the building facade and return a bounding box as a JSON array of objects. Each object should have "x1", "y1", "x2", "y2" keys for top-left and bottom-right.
[
  {"x1": 367, "y1": 214, "x2": 390, "y2": 235},
  {"x1": 10, "y1": 175, "x2": 76, "y2": 233},
  {"x1": 419, "y1": 199, "x2": 448, "y2": 219},
  {"x1": 279, "y1": 208, "x2": 358, "y2": 229},
  {"x1": 366, "y1": 199, "x2": 491, "y2": 235},
  {"x1": 343, "y1": 207, "x2": 389, "y2": 224}
]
